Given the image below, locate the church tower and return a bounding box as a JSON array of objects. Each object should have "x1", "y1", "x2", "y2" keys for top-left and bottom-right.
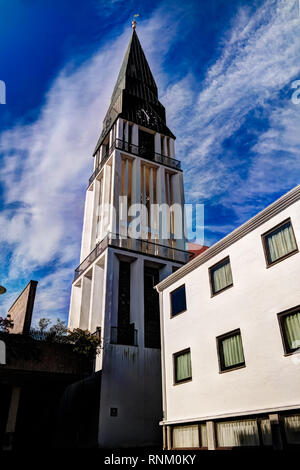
[{"x1": 68, "y1": 25, "x2": 190, "y2": 448}]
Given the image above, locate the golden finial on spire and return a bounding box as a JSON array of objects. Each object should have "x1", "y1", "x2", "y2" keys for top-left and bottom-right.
[{"x1": 132, "y1": 14, "x2": 139, "y2": 29}]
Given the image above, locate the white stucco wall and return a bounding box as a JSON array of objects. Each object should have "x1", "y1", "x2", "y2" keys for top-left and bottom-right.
[{"x1": 160, "y1": 198, "x2": 300, "y2": 424}]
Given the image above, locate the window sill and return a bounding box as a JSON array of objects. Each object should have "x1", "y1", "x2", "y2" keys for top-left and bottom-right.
[
  {"x1": 219, "y1": 363, "x2": 246, "y2": 374},
  {"x1": 265, "y1": 249, "x2": 298, "y2": 268},
  {"x1": 173, "y1": 377, "x2": 192, "y2": 386},
  {"x1": 170, "y1": 309, "x2": 187, "y2": 319},
  {"x1": 171, "y1": 447, "x2": 208, "y2": 450},
  {"x1": 284, "y1": 350, "x2": 300, "y2": 357},
  {"x1": 211, "y1": 283, "x2": 234, "y2": 298}
]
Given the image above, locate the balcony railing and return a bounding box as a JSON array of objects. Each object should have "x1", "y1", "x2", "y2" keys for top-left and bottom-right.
[
  {"x1": 73, "y1": 233, "x2": 193, "y2": 282},
  {"x1": 74, "y1": 235, "x2": 109, "y2": 281},
  {"x1": 110, "y1": 325, "x2": 138, "y2": 347},
  {"x1": 88, "y1": 148, "x2": 111, "y2": 186},
  {"x1": 89, "y1": 138, "x2": 181, "y2": 187}
]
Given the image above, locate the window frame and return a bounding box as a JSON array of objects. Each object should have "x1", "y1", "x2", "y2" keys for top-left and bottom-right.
[
  {"x1": 170, "y1": 284, "x2": 187, "y2": 318},
  {"x1": 209, "y1": 256, "x2": 233, "y2": 297},
  {"x1": 261, "y1": 218, "x2": 298, "y2": 268},
  {"x1": 282, "y1": 412, "x2": 300, "y2": 447},
  {"x1": 277, "y1": 305, "x2": 300, "y2": 355},
  {"x1": 173, "y1": 347, "x2": 192, "y2": 385},
  {"x1": 216, "y1": 328, "x2": 246, "y2": 373},
  {"x1": 171, "y1": 423, "x2": 208, "y2": 450},
  {"x1": 215, "y1": 415, "x2": 272, "y2": 449}
]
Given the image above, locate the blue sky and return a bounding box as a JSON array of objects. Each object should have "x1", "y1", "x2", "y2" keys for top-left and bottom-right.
[{"x1": 0, "y1": 0, "x2": 299, "y2": 325}]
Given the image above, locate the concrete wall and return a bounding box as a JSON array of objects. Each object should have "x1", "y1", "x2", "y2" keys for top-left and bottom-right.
[
  {"x1": 8, "y1": 281, "x2": 38, "y2": 334},
  {"x1": 160, "y1": 199, "x2": 300, "y2": 424},
  {"x1": 0, "y1": 339, "x2": 93, "y2": 376},
  {"x1": 97, "y1": 247, "x2": 182, "y2": 448}
]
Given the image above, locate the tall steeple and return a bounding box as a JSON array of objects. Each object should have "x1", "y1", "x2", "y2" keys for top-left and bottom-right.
[
  {"x1": 68, "y1": 22, "x2": 188, "y2": 449},
  {"x1": 94, "y1": 30, "x2": 174, "y2": 155}
]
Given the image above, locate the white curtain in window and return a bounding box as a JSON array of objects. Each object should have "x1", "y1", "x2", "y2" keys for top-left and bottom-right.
[
  {"x1": 173, "y1": 425, "x2": 199, "y2": 448},
  {"x1": 284, "y1": 312, "x2": 300, "y2": 350},
  {"x1": 222, "y1": 334, "x2": 244, "y2": 368},
  {"x1": 213, "y1": 261, "x2": 232, "y2": 293},
  {"x1": 260, "y1": 419, "x2": 272, "y2": 446},
  {"x1": 284, "y1": 415, "x2": 300, "y2": 444},
  {"x1": 176, "y1": 351, "x2": 192, "y2": 381},
  {"x1": 217, "y1": 420, "x2": 259, "y2": 447},
  {"x1": 267, "y1": 223, "x2": 297, "y2": 262}
]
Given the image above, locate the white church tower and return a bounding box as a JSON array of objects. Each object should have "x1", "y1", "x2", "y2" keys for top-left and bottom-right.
[{"x1": 68, "y1": 25, "x2": 190, "y2": 448}]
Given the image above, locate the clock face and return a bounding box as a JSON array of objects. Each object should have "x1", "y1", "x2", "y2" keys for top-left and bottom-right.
[{"x1": 136, "y1": 107, "x2": 158, "y2": 127}]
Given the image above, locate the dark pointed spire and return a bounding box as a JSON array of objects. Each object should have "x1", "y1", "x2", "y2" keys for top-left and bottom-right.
[{"x1": 94, "y1": 30, "x2": 175, "y2": 155}]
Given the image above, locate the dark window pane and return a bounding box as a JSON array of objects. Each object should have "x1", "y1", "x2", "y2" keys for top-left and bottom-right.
[{"x1": 171, "y1": 285, "x2": 186, "y2": 316}]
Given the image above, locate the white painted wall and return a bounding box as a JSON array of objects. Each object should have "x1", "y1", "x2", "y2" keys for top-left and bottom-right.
[
  {"x1": 97, "y1": 247, "x2": 183, "y2": 448},
  {"x1": 160, "y1": 200, "x2": 300, "y2": 424}
]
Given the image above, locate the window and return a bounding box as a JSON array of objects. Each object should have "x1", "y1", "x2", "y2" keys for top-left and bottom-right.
[
  {"x1": 216, "y1": 419, "x2": 259, "y2": 447},
  {"x1": 172, "y1": 423, "x2": 207, "y2": 449},
  {"x1": 260, "y1": 419, "x2": 272, "y2": 446},
  {"x1": 173, "y1": 348, "x2": 192, "y2": 384},
  {"x1": 262, "y1": 218, "x2": 298, "y2": 266},
  {"x1": 217, "y1": 329, "x2": 245, "y2": 372},
  {"x1": 209, "y1": 256, "x2": 233, "y2": 295},
  {"x1": 278, "y1": 307, "x2": 300, "y2": 354},
  {"x1": 170, "y1": 285, "x2": 187, "y2": 317},
  {"x1": 283, "y1": 415, "x2": 300, "y2": 445}
]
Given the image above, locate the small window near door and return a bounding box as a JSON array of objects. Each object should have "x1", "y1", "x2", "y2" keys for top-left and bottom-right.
[
  {"x1": 173, "y1": 348, "x2": 192, "y2": 384},
  {"x1": 217, "y1": 329, "x2": 245, "y2": 372},
  {"x1": 170, "y1": 285, "x2": 187, "y2": 317},
  {"x1": 262, "y1": 218, "x2": 298, "y2": 266}
]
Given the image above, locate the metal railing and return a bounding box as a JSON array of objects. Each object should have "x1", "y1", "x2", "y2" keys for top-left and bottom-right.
[
  {"x1": 88, "y1": 148, "x2": 111, "y2": 186},
  {"x1": 110, "y1": 325, "x2": 138, "y2": 347},
  {"x1": 74, "y1": 235, "x2": 109, "y2": 281},
  {"x1": 73, "y1": 233, "x2": 193, "y2": 282},
  {"x1": 89, "y1": 138, "x2": 181, "y2": 187}
]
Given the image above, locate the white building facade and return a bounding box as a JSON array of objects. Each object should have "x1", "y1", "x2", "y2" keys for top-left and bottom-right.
[
  {"x1": 156, "y1": 185, "x2": 300, "y2": 450},
  {"x1": 68, "y1": 29, "x2": 189, "y2": 447}
]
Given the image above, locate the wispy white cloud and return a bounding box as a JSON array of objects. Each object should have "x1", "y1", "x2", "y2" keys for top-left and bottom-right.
[
  {"x1": 162, "y1": 0, "x2": 300, "y2": 220},
  {"x1": 0, "y1": 7, "x2": 181, "y2": 322},
  {"x1": 1, "y1": 0, "x2": 299, "y2": 323}
]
